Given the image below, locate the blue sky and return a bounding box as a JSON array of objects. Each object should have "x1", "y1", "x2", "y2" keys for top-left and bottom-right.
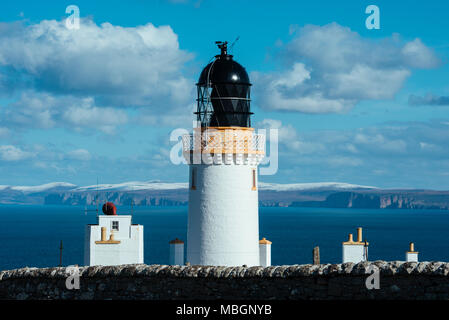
[{"x1": 1, "y1": 0, "x2": 449, "y2": 189}]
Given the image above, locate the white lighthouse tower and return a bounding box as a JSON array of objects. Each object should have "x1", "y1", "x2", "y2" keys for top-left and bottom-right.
[{"x1": 182, "y1": 41, "x2": 265, "y2": 266}]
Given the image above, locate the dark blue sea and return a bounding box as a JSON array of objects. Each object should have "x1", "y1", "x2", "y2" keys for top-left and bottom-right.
[{"x1": 1, "y1": 205, "x2": 448, "y2": 270}]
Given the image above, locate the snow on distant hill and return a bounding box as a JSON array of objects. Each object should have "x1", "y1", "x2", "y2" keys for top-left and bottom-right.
[
  {"x1": 258, "y1": 182, "x2": 377, "y2": 192},
  {"x1": 0, "y1": 182, "x2": 77, "y2": 193},
  {"x1": 2, "y1": 180, "x2": 449, "y2": 209},
  {"x1": 0, "y1": 181, "x2": 376, "y2": 194},
  {"x1": 73, "y1": 181, "x2": 188, "y2": 192},
  {"x1": 74, "y1": 181, "x2": 376, "y2": 192}
]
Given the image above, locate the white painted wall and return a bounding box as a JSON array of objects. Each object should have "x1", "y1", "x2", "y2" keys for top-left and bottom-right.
[
  {"x1": 187, "y1": 163, "x2": 260, "y2": 266},
  {"x1": 342, "y1": 244, "x2": 367, "y2": 263},
  {"x1": 84, "y1": 215, "x2": 144, "y2": 266},
  {"x1": 406, "y1": 252, "x2": 418, "y2": 262},
  {"x1": 259, "y1": 244, "x2": 271, "y2": 267},
  {"x1": 169, "y1": 243, "x2": 184, "y2": 265}
]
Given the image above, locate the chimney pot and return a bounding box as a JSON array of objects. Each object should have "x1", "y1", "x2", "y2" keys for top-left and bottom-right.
[{"x1": 101, "y1": 227, "x2": 106, "y2": 241}]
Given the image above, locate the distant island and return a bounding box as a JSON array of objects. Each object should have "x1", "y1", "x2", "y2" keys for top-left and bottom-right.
[{"x1": 0, "y1": 181, "x2": 448, "y2": 210}]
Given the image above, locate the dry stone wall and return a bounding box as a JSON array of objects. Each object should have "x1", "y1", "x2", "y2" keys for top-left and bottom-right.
[{"x1": 1, "y1": 261, "x2": 449, "y2": 300}]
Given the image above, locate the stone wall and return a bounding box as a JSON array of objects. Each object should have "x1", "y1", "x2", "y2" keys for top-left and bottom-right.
[{"x1": 1, "y1": 261, "x2": 449, "y2": 300}]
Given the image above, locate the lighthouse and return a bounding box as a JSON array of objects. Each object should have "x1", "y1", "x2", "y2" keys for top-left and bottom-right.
[{"x1": 182, "y1": 41, "x2": 265, "y2": 266}]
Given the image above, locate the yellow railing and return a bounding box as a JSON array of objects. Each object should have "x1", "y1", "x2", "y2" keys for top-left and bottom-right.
[{"x1": 182, "y1": 128, "x2": 265, "y2": 155}]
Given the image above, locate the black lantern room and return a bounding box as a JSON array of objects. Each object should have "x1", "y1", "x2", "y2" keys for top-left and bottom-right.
[{"x1": 196, "y1": 41, "x2": 252, "y2": 128}]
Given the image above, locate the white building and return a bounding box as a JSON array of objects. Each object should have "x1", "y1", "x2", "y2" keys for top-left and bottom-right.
[
  {"x1": 342, "y1": 227, "x2": 369, "y2": 263},
  {"x1": 182, "y1": 41, "x2": 265, "y2": 266},
  {"x1": 84, "y1": 203, "x2": 143, "y2": 266}
]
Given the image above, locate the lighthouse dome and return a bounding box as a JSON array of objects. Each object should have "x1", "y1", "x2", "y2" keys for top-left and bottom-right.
[
  {"x1": 196, "y1": 41, "x2": 253, "y2": 128},
  {"x1": 197, "y1": 55, "x2": 250, "y2": 86}
]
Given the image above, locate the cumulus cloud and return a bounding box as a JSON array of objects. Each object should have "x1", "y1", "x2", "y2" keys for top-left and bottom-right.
[
  {"x1": 0, "y1": 19, "x2": 193, "y2": 106},
  {"x1": 354, "y1": 133, "x2": 407, "y2": 153},
  {"x1": 408, "y1": 93, "x2": 449, "y2": 106},
  {"x1": 0, "y1": 18, "x2": 196, "y2": 134},
  {"x1": 2, "y1": 91, "x2": 128, "y2": 134},
  {"x1": 315, "y1": 121, "x2": 447, "y2": 161},
  {"x1": 0, "y1": 145, "x2": 34, "y2": 161},
  {"x1": 259, "y1": 119, "x2": 449, "y2": 188},
  {"x1": 66, "y1": 149, "x2": 91, "y2": 161},
  {"x1": 401, "y1": 39, "x2": 440, "y2": 69},
  {"x1": 256, "y1": 118, "x2": 325, "y2": 153},
  {"x1": 0, "y1": 143, "x2": 96, "y2": 181},
  {"x1": 252, "y1": 23, "x2": 440, "y2": 113}
]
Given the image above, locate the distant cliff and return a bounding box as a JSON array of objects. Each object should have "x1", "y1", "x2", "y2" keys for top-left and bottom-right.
[
  {"x1": 1, "y1": 181, "x2": 449, "y2": 210},
  {"x1": 287, "y1": 191, "x2": 449, "y2": 210},
  {"x1": 32, "y1": 189, "x2": 449, "y2": 210},
  {"x1": 43, "y1": 190, "x2": 188, "y2": 206}
]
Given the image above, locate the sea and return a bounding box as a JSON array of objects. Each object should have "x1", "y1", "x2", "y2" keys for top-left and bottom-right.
[{"x1": 1, "y1": 204, "x2": 449, "y2": 271}]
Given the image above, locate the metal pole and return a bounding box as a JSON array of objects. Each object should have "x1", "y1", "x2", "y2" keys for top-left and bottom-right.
[
  {"x1": 364, "y1": 239, "x2": 368, "y2": 261},
  {"x1": 313, "y1": 246, "x2": 320, "y2": 265},
  {"x1": 59, "y1": 240, "x2": 63, "y2": 267}
]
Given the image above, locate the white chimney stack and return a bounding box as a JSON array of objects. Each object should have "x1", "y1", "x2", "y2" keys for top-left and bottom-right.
[
  {"x1": 342, "y1": 227, "x2": 368, "y2": 263},
  {"x1": 169, "y1": 238, "x2": 184, "y2": 265},
  {"x1": 405, "y1": 242, "x2": 418, "y2": 262},
  {"x1": 259, "y1": 237, "x2": 272, "y2": 267}
]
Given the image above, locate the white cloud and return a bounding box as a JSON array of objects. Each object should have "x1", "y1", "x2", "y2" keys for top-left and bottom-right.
[
  {"x1": 354, "y1": 133, "x2": 407, "y2": 153},
  {"x1": 0, "y1": 19, "x2": 193, "y2": 106},
  {"x1": 252, "y1": 66, "x2": 352, "y2": 113},
  {"x1": 401, "y1": 38, "x2": 440, "y2": 69},
  {"x1": 271, "y1": 63, "x2": 310, "y2": 89},
  {"x1": 257, "y1": 118, "x2": 324, "y2": 153},
  {"x1": 327, "y1": 64, "x2": 410, "y2": 100},
  {"x1": 3, "y1": 91, "x2": 128, "y2": 134},
  {"x1": 135, "y1": 102, "x2": 195, "y2": 128},
  {"x1": 0, "y1": 145, "x2": 33, "y2": 161},
  {"x1": 66, "y1": 149, "x2": 91, "y2": 161},
  {"x1": 327, "y1": 156, "x2": 363, "y2": 167},
  {"x1": 408, "y1": 93, "x2": 449, "y2": 106},
  {"x1": 0, "y1": 18, "x2": 199, "y2": 134},
  {"x1": 62, "y1": 100, "x2": 128, "y2": 134},
  {"x1": 257, "y1": 118, "x2": 298, "y2": 142},
  {"x1": 0, "y1": 18, "x2": 195, "y2": 133},
  {"x1": 253, "y1": 23, "x2": 440, "y2": 113},
  {"x1": 256, "y1": 119, "x2": 449, "y2": 188}
]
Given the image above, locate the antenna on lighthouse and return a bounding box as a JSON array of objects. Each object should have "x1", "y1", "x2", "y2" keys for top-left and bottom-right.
[
  {"x1": 215, "y1": 40, "x2": 228, "y2": 56},
  {"x1": 228, "y1": 36, "x2": 240, "y2": 53}
]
